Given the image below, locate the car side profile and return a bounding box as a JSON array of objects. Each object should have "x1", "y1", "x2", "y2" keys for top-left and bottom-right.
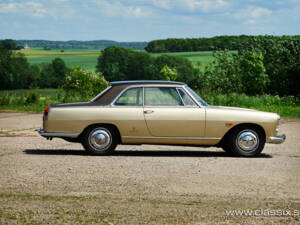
[{"x1": 39, "y1": 80, "x2": 286, "y2": 157}]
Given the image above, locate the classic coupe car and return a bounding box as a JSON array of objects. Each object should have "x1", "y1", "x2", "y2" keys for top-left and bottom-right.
[{"x1": 39, "y1": 80, "x2": 285, "y2": 157}]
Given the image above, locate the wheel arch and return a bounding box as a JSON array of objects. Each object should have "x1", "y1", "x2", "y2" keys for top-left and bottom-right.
[
  {"x1": 218, "y1": 123, "x2": 266, "y2": 147},
  {"x1": 79, "y1": 123, "x2": 122, "y2": 144}
]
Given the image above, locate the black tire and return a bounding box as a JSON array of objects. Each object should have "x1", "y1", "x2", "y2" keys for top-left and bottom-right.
[
  {"x1": 222, "y1": 144, "x2": 233, "y2": 155},
  {"x1": 225, "y1": 126, "x2": 265, "y2": 157},
  {"x1": 81, "y1": 125, "x2": 117, "y2": 155}
]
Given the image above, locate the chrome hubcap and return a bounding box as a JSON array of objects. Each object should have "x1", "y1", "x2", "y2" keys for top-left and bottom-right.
[
  {"x1": 89, "y1": 128, "x2": 111, "y2": 151},
  {"x1": 237, "y1": 130, "x2": 259, "y2": 151}
]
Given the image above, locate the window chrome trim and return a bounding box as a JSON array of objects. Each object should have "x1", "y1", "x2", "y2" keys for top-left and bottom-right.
[
  {"x1": 122, "y1": 136, "x2": 220, "y2": 140},
  {"x1": 177, "y1": 87, "x2": 198, "y2": 107},
  {"x1": 182, "y1": 85, "x2": 203, "y2": 107},
  {"x1": 176, "y1": 88, "x2": 185, "y2": 106},
  {"x1": 111, "y1": 84, "x2": 184, "y2": 107}
]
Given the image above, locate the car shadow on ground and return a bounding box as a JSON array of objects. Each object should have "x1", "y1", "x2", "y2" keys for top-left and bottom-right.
[{"x1": 24, "y1": 149, "x2": 272, "y2": 158}]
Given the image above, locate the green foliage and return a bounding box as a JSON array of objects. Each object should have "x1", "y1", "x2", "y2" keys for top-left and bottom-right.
[
  {"x1": 200, "y1": 50, "x2": 243, "y2": 93},
  {"x1": 242, "y1": 37, "x2": 300, "y2": 96},
  {"x1": 39, "y1": 58, "x2": 69, "y2": 88},
  {"x1": 237, "y1": 50, "x2": 269, "y2": 95},
  {"x1": 96, "y1": 46, "x2": 132, "y2": 81},
  {"x1": 160, "y1": 65, "x2": 177, "y2": 81},
  {"x1": 0, "y1": 39, "x2": 17, "y2": 50},
  {"x1": 96, "y1": 47, "x2": 197, "y2": 88},
  {"x1": 63, "y1": 66, "x2": 108, "y2": 98},
  {"x1": 0, "y1": 47, "x2": 40, "y2": 90},
  {"x1": 201, "y1": 49, "x2": 269, "y2": 95},
  {"x1": 145, "y1": 35, "x2": 300, "y2": 53}
]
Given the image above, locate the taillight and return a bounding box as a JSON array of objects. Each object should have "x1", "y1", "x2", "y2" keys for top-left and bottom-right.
[{"x1": 44, "y1": 104, "x2": 50, "y2": 117}]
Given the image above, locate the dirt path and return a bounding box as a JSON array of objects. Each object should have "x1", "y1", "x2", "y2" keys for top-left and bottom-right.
[{"x1": 0, "y1": 113, "x2": 299, "y2": 224}]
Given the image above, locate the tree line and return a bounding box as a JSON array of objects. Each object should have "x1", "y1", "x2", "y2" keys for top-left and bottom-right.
[
  {"x1": 14, "y1": 40, "x2": 147, "y2": 50},
  {"x1": 145, "y1": 35, "x2": 300, "y2": 53}
]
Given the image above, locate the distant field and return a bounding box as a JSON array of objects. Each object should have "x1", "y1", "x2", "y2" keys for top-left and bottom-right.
[
  {"x1": 20, "y1": 48, "x2": 216, "y2": 71},
  {"x1": 19, "y1": 48, "x2": 99, "y2": 71}
]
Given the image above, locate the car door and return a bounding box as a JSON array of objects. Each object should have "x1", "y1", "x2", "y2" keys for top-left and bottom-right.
[
  {"x1": 143, "y1": 86, "x2": 205, "y2": 137},
  {"x1": 112, "y1": 87, "x2": 150, "y2": 137}
]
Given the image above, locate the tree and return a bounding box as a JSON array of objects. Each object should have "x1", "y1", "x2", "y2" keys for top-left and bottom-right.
[
  {"x1": 237, "y1": 50, "x2": 269, "y2": 95},
  {"x1": 0, "y1": 46, "x2": 40, "y2": 90},
  {"x1": 51, "y1": 58, "x2": 68, "y2": 87},
  {"x1": 96, "y1": 46, "x2": 133, "y2": 81},
  {"x1": 0, "y1": 39, "x2": 17, "y2": 50},
  {"x1": 0, "y1": 47, "x2": 13, "y2": 89}
]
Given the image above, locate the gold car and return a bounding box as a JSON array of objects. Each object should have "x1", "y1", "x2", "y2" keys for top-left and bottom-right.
[{"x1": 39, "y1": 81, "x2": 285, "y2": 157}]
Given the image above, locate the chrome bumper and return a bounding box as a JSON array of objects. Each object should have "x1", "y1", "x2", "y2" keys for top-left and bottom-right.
[
  {"x1": 266, "y1": 134, "x2": 286, "y2": 144},
  {"x1": 38, "y1": 129, "x2": 80, "y2": 138}
]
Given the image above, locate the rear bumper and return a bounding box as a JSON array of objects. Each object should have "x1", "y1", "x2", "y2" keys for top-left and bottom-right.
[
  {"x1": 38, "y1": 129, "x2": 80, "y2": 138},
  {"x1": 266, "y1": 134, "x2": 286, "y2": 144}
]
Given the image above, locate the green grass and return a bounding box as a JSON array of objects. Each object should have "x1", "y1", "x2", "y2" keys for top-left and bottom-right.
[{"x1": 27, "y1": 55, "x2": 98, "y2": 71}]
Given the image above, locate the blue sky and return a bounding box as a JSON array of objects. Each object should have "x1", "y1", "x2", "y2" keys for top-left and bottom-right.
[{"x1": 0, "y1": 0, "x2": 299, "y2": 41}]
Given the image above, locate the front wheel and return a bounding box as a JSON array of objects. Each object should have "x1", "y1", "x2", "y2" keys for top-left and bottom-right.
[
  {"x1": 81, "y1": 126, "x2": 117, "y2": 155},
  {"x1": 225, "y1": 126, "x2": 265, "y2": 157}
]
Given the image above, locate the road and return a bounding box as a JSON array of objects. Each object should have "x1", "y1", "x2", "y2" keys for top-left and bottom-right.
[{"x1": 0, "y1": 112, "x2": 299, "y2": 224}]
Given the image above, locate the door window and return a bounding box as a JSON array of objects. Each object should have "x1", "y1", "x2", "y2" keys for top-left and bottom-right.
[{"x1": 145, "y1": 87, "x2": 183, "y2": 106}]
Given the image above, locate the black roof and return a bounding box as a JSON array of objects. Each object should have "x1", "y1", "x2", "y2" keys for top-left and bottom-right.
[{"x1": 110, "y1": 80, "x2": 185, "y2": 85}]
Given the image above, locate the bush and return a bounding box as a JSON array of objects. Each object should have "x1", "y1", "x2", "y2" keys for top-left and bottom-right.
[{"x1": 63, "y1": 66, "x2": 108, "y2": 99}]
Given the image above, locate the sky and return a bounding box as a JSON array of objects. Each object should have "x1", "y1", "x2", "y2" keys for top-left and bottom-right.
[{"x1": 0, "y1": 0, "x2": 299, "y2": 41}]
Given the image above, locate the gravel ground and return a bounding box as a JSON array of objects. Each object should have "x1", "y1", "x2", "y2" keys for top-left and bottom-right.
[{"x1": 0, "y1": 112, "x2": 299, "y2": 224}]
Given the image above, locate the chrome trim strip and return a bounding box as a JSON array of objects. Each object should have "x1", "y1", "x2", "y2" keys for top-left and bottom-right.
[
  {"x1": 111, "y1": 80, "x2": 185, "y2": 85},
  {"x1": 39, "y1": 129, "x2": 80, "y2": 138},
  {"x1": 182, "y1": 85, "x2": 202, "y2": 107},
  {"x1": 122, "y1": 136, "x2": 221, "y2": 140},
  {"x1": 266, "y1": 134, "x2": 286, "y2": 144}
]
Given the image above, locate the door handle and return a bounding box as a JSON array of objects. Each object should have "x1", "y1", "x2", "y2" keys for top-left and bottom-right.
[{"x1": 144, "y1": 110, "x2": 154, "y2": 114}]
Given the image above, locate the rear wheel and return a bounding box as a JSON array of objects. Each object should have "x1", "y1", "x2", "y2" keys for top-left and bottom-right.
[
  {"x1": 81, "y1": 126, "x2": 117, "y2": 155},
  {"x1": 224, "y1": 126, "x2": 265, "y2": 157}
]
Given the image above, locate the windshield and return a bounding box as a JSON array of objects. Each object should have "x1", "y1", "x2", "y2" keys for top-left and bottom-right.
[{"x1": 185, "y1": 86, "x2": 209, "y2": 106}]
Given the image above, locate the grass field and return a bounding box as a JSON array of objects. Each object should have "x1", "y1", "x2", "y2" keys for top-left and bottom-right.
[{"x1": 20, "y1": 48, "x2": 215, "y2": 71}]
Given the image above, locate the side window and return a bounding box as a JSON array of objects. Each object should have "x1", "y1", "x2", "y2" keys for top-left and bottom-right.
[
  {"x1": 177, "y1": 88, "x2": 197, "y2": 106},
  {"x1": 145, "y1": 87, "x2": 183, "y2": 106},
  {"x1": 115, "y1": 88, "x2": 143, "y2": 106}
]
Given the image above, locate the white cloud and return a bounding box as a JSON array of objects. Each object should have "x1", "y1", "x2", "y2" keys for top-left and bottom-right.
[
  {"x1": 149, "y1": 0, "x2": 228, "y2": 12},
  {"x1": 180, "y1": 0, "x2": 228, "y2": 11},
  {"x1": 235, "y1": 6, "x2": 272, "y2": 24},
  {"x1": 92, "y1": 0, "x2": 153, "y2": 18},
  {"x1": 0, "y1": 1, "x2": 45, "y2": 18},
  {"x1": 151, "y1": 0, "x2": 171, "y2": 9}
]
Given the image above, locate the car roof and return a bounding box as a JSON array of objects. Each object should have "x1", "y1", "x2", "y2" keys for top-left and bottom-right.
[{"x1": 110, "y1": 80, "x2": 186, "y2": 86}]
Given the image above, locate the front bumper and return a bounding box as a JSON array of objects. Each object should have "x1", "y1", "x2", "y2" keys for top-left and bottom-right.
[
  {"x1": 38, "y1": 129, "x2": 80, "y2": 138},
  {"x1": 266, "y1": 134, "x2": 286, "y2": 144}
]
